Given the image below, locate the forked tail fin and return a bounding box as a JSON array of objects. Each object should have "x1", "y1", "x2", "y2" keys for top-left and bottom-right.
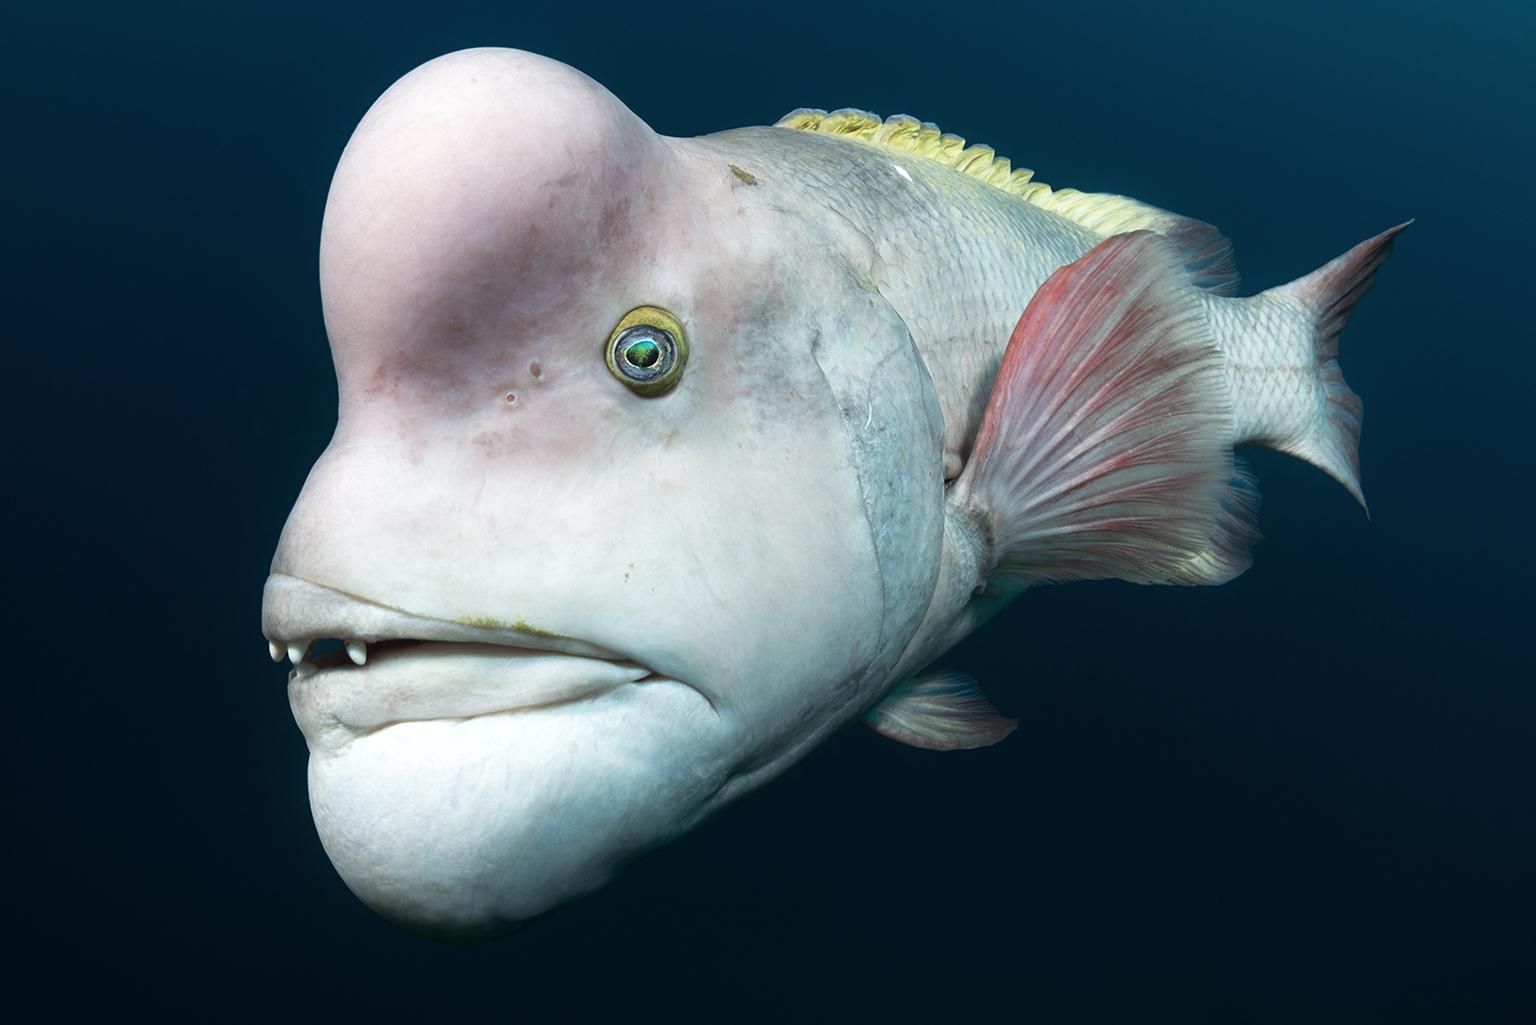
[{"x1": 1261, "y1": 222, "x2": 1411, "y2": 511}]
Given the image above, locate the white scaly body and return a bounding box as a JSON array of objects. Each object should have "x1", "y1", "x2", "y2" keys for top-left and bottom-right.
[
  {"x1": 263, "y1": 50, "x2": 1402, "y2": 935},
  {"x1": 684, "y1": 114, "x2": 1390, "y2": 684}
]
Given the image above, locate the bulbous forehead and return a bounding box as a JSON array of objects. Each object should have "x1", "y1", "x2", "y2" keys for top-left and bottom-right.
[{"x1": 319, "y1": 48, "x2": 683, "y2": 346}]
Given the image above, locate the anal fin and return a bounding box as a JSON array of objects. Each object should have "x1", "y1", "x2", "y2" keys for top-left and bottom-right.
[{"x1": 865, "y1": 670, "x2": 1017, "y2": 751}]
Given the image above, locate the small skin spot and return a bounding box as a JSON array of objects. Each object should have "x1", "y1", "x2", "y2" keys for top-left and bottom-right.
[
  {"x1": 729, "y1": 164, "x2": 759, "y2": 186},
  {"x1": 529, "y1": 361, "x2": 543, "y2": 379},
  {"x1": 504, "y1": 392, "x2": 517, "y2": 404}
]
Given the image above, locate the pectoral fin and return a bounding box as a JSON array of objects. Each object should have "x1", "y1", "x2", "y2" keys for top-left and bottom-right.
[
  {"x1": 953, "y1": 230, "x2": 1255, "y2": 587},
  {"x1": 864, "y1": 670, "x2": 1017, "y2": 750}
]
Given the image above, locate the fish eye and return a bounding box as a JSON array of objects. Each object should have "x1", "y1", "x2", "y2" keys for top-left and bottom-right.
[{"x1": 605, "y1": 306, "x2": 687, "y2": 396}]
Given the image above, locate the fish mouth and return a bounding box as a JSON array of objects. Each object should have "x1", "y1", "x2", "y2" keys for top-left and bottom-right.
[{"x1": 263, "y1": 574, "x2": 683, "y2": 734}]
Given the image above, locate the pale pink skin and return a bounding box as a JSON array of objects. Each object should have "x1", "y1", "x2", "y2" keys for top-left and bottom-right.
[
  {"x1": 268, "y1": 49, "x2": 949, "y2": 933},
  {"x1": 267, "y1": 45, "x2": 1376, "y2": 936}
]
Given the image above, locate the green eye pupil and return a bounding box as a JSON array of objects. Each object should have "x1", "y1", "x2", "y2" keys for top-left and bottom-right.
[{"x1": 625, "y1": 339, "x2": 661, "y2": 368}]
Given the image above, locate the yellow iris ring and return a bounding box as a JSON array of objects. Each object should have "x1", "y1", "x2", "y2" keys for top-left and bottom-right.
[{"x1": 605, "y1": 306, "x2": 688, "y2": 397}]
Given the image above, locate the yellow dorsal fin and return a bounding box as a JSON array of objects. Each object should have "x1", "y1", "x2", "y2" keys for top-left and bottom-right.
[
  {"x1": 777, "y1": 108, "x2": 1041, "y2": 198},
  {"x1": 775, "y1": 108, "x2": 1240, "y2": 295}
]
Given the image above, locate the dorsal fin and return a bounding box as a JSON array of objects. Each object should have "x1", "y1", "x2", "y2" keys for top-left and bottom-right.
[{"x1": 776, "y1": 108, "x2": 1240, "y2": 295}]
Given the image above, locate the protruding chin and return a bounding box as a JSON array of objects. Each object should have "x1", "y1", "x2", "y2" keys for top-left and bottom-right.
[{"x1": 303, "y1": 680, "x2": 724, "y2": 937}]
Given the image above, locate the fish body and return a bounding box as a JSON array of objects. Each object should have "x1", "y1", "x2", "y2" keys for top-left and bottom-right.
[
  {"x1": 262, "y1": 48, "x2": 1404, "y2": 935},
  {"x1": 681, "y1": 112, "x2": 1391, "y2": 689}
]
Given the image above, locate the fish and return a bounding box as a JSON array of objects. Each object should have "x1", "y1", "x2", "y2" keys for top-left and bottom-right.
[{"x1": 262, "y1": 47, "x2": 1406, "y2": 936}]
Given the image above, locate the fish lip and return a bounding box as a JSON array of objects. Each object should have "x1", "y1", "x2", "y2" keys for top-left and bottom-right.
[
  {"x1": 287, "y1": 647, "x2": 661, "y2": 733},
  {"x1": 261, "y1": 573, "x2": 630, "y2": 660},
  {"x1": 264, "y1": 574, "x2": 720, "y2": 728}
]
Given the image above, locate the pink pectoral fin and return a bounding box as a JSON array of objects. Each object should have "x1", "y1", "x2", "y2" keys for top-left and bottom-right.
[{"x1": 955, "y1": 230, "x2": 1257, "y2": 587}]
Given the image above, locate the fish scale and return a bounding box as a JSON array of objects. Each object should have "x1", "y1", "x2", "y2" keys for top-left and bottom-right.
[{"x1": 1202, "y1": 290, "x2": 1324, "y2": 445}]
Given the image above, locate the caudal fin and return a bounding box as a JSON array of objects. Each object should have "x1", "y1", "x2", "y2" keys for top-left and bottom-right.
[{"x1": 1265, "y1": 222, "x2": 1411, "y2": 511}]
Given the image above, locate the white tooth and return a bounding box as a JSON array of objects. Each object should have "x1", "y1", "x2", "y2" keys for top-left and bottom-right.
[
  {"x1": 287, "y1": 642, "x2": 308, "y2": 666},
  {"x1": 346, "y1": 639, "x2": 367, "y2": 666},
  {"x1": 294, "y1": 661, "x2": 317, "y2": 680},
  {"x1": 268, "y1": 640, "x2": 283, "y2": 663}
]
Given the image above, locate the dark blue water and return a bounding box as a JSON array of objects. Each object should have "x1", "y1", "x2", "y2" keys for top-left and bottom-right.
[{"x1": 12, "y1": 1, "x2": 1532, "y2": 1019}]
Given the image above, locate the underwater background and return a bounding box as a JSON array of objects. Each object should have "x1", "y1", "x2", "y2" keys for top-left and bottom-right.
[{"x1": 11, "y1": 0, "x2": 1532, "y2": 1019}]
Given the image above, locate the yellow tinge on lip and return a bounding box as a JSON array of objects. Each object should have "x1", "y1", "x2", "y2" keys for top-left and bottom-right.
[{"x1": 454, "y1": 614, "x2": 570, "y2": 640}]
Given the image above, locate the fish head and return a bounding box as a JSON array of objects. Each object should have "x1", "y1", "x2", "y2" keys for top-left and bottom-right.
[{"x1": 264, "y1": 48, "x2": 946, "y2": 935}]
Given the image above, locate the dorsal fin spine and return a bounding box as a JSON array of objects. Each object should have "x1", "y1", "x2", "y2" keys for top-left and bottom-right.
[
  {"x1": 775, "y1": 107, "x2": 1241, "y2": 295},
  {"x1": 777, "y1": 107, "x2": 1042, "y2": 199}
]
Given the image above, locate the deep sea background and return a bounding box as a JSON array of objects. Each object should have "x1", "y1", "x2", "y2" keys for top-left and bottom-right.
[{"x1": 11, "y1": 0, "x2": 1533, "y2": 1020}]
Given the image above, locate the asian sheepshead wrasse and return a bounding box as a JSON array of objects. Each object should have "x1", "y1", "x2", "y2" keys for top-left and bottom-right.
[{"x1": 262, "y1": 48, "x2": 1407, "y2": 936}]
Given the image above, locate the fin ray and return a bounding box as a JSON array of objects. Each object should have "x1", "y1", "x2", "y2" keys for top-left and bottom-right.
[
  {"x1": 955, "y1": 231, "x2": 1249, "y2": 586},
  {"x1": 1265, "y1": 221, "x2": 1411, "y2": 510},
  {"x1": 1164, "y1": 458, "x2": 1262, "y2": 585},
  {"x1": 865, "y1": 670, "x2": 1017, "y2": 751}
]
